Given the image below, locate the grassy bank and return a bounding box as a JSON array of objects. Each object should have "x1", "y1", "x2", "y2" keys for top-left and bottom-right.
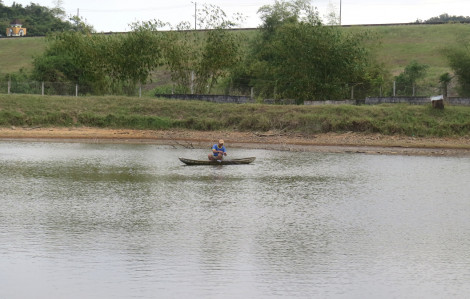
[{"x1": 0, "y1": 94, "x2": 469, "y2": 138}]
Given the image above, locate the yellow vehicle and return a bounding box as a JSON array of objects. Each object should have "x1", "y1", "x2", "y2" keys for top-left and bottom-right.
[{"x1": 6, "y1": 19, "x2": 27, "y2": 37}]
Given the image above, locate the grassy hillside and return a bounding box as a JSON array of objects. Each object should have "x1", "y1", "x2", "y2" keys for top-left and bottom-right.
[
  {"x1": 0, "y1": 94, "x2": 469, "y2": 137},
  {"x1": 346, "y1": 23, "x2": 470, "y2": 82},
  {"x1": 0, "y1": 37, "x2": 46, "y2": 74},
  {"x1": 1, "y1": 24, "x2": 470, "y2": 95}
]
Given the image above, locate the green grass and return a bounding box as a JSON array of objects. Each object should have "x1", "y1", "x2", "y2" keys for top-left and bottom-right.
[
  {"x1": 344, "y1": 23, "x2": 470, "y2": 96},
  {"x1": 354, "y1": 23, "x2": 470, "y2": 71},
  {"x1": 0, "y1": 37, "x2": 46, "y2": 75},
  {"x1": 1, "y1": 94, "x2": 469, "y2": 137}
]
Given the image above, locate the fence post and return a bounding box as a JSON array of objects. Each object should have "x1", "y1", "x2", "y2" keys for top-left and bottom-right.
[
  {"x1": 351, "y1": 85, "x2": 354, "y2": 100},
  {"x1": 75, "y1": 84, "x2": 78, "y2": 97},
  {"x1": 191, "y1": 71, "x2": 194, "y2": 95},
  {"x1": 251, "y1": 87, "x2": 254, "y2": 100},
  {"x1": 393, "y1": 81, "x2": 396, "y2": 96},
  {"x1": 42, "y1": 82, "x2": 44, "y2": 96},
  {"x1": 139, "y1": 85, "x2": 142, "y2": 98},
  {"x1": 8, "y1": 79, "x2": 11, "y2": 94}
]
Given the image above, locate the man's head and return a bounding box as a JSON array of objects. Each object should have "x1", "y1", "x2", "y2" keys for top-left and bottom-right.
[{"x1": 218, "y1": 139, "x2": 224, "y2": 146}]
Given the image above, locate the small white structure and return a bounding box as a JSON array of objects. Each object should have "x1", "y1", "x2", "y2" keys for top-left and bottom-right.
[
  {"x1": 430, "y1": 95, "x2": 444, "y2": 109},
  {"x1": 430, "y1": 95, "x2": 444, "y2": 102}
]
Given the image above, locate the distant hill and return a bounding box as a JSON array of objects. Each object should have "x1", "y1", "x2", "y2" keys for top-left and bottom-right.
[{"x1": 0, "y1": 2, "x2": 75, "y2": 36}]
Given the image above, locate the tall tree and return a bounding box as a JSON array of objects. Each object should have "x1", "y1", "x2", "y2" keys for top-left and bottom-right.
[
  {"x1": 444, "y1": 42, "x2": 470, "y2": 96},
  {"x1": 51, "y1": 0, "x2": 66, "y2": 20},
  {"x1": 394, "y1": 60, "x2": 429, "y2": 96},
  {"x1": 162, "y1": 4, "x2": 243, "y2": 93},
  {"x1": 232, "y1": 0, "x2": 382, "y2": 102},
  {"x1": 33, "y1": 26, "x2": 163, "y2": 95}
]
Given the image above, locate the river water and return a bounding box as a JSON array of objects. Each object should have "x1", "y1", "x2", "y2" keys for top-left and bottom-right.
[{"x1": 0, "y1": 141, "x2": 469, "y2": 298}]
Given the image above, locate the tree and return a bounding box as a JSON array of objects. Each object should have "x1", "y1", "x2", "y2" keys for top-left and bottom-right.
[
  {"x1": 231, "y1": 0, "x2": 383, "y2": 102},
  {"x1": 418, "y1": 13, "x2": 470, "y2": 24},
  {"x1": 257, "y1": 0, "x2": 320, "y2": 38},
  {"x1": 324, "y1": 1, "x2": 340, "y2": 25},
  {"x1": 108, "y1": 21, "x2": 164, "y2": 94},
  {"x1": 439, "y1": 72, "x2": 453, "y2": 98},
  {"x1": 162, "y1": 4, "x2": 243, "y2": 93},
  {"x1": 32, "y1": 26, "x2": 164, "y2": 95},
  {"x1": 394, "y1": 60, "x2": 429, "y2": 96},
  {"x1": 443, "y1": 40, "x2": 470, "y2": 97},
  {"x1": 51, "y1": 0, "x2": 66, "y2": 20}
]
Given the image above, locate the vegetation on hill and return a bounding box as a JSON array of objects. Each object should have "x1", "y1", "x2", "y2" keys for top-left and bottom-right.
[
  {"x1": 417, "y1": 13, "x2": 470, "y2": 24},
  {"x1": 228, "y1": 0, "x2": 383, "y2": 102},
  {"x1": 27, "y1": 4, "x2": 244, "y2": 96},
  {"x1": 0, "y1": 2, "x2": 83, "y2": 36},
  {"x1": 2, "y1": 1, "x2": 470, "y2": 100},
  {"x1": 25, "y1": 0, "x2": 385, "y2": 102}
]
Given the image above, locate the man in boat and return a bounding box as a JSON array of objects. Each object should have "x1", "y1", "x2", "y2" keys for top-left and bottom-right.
[{"x1": 208, "y1": 139, "x2": 227, "y2": 161}]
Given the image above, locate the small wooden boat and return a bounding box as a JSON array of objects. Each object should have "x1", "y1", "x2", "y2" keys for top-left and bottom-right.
[{"x1": 179, "y1": 157, "x2": 256, "y2": 166}]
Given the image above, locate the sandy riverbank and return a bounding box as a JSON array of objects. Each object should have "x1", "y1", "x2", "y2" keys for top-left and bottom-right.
[{"x1": 1, "y1": 127, "x2": 469, "y2": 156}]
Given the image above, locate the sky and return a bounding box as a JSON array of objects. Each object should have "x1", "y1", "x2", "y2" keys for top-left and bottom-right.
[{"x1": 4, "y1": 0, "x2": 470, "y2": 32}]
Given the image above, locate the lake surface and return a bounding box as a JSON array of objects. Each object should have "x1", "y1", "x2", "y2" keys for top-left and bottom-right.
[{"x1": 1, "y1": 141, "x2": 469, "y2": 298}]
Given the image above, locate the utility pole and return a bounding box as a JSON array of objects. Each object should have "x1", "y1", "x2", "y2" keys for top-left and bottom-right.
[
  {"x1": 339, "y1": 0, "x2": 342, "y2": 25},
  {"x1": 194, "y1": 2, "x2": 197, "y2": 30},
  {"x1": 76, "y1": 8, "x2": 79, "y2": 28}
]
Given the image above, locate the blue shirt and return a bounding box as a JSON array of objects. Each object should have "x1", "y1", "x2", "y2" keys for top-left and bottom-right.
[{"x1": 212, "y1": 144, "x2": 226, "y2": 157}]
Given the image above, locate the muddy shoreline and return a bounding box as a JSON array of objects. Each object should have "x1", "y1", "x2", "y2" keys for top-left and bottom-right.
[{"x1": 1, "y1": 127, "x2": 469, "y2": 156}]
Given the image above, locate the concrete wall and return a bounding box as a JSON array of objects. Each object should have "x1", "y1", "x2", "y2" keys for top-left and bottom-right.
[
  {"x1": 263, "y1": 99, "x2": 296, "y2": 105},
  {"x1": 304, "y1": 100, "x2": 358, "y2": 105},
  {"x1": 448, "y1": 97, "x2": 470, "y2": 106},
  {"x1": 366, "y1": 96, "x2": 470, "y2": 106},
  {"x1": 156, "y1": 94, "x2": 254, "y2": 104},
  {"x1": 157, "y1": 94, "x2": 470, "y2": 106},
  {"x1": 365, "y1": 97, "x2": 430, "y2": 105}
]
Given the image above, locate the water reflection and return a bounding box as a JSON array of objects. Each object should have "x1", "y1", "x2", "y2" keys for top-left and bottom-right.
[{"x1": 0, "y1": 141, "x2": 469, "y2": 298}]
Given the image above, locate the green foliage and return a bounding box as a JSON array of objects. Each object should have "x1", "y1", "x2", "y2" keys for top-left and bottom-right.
[
  {"x1": 418, "y1": 13, "x2": 470, "y2": 24},
  {"x1": 195, "y1": 28, "x2": 241, "y2": 93},
  {"x1": 394, "y1": 60, "x2": 429, "y2": 96},
  {"x1": 30, "y1": 4, "x2": 243, "y2": 96},
  {"x1": 31, "y1": 46, "x2": 78, "y2": 82},
  {"x1": 439, "y1": 72, "x2": 453, "y2": 97},
  {"x1": 257, "y1": 0, "x2": 321, "y2": 35},
  {"x1": 161, "y1": 29, "x2": 195, "y2": 93},
  {"x1": 32, "y1": 32, "x2": 109, "y2": 94},
  {"x1": 32, "y1": 26, "x2": 164, "y2": 95},
  {"x1": 107, "y1": 21, "x2": 164, "y2": 94},
  {"x1": 5, "y1": 5, "x2": 470, "y2": 100},
  {"x1": 443, "y1": 40, "x2": 470, "y2": 96},
  {"x1": 2, "y1": 69, "x2": 39, "y2": 94},
  {"x1": 231, "y1": 0, "x2": 384, "y2": 102},
  {"x1": 162, "y1": 4, "x2": 244, "y2": 94}
]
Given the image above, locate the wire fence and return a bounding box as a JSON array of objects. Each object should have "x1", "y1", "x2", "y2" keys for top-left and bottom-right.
[
  {"x1": 0, "y1": 79, "x2": 456, "y2": 99},
  {"x1": 0, "y1": 81, "x2": 150, "y2": 97}
]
